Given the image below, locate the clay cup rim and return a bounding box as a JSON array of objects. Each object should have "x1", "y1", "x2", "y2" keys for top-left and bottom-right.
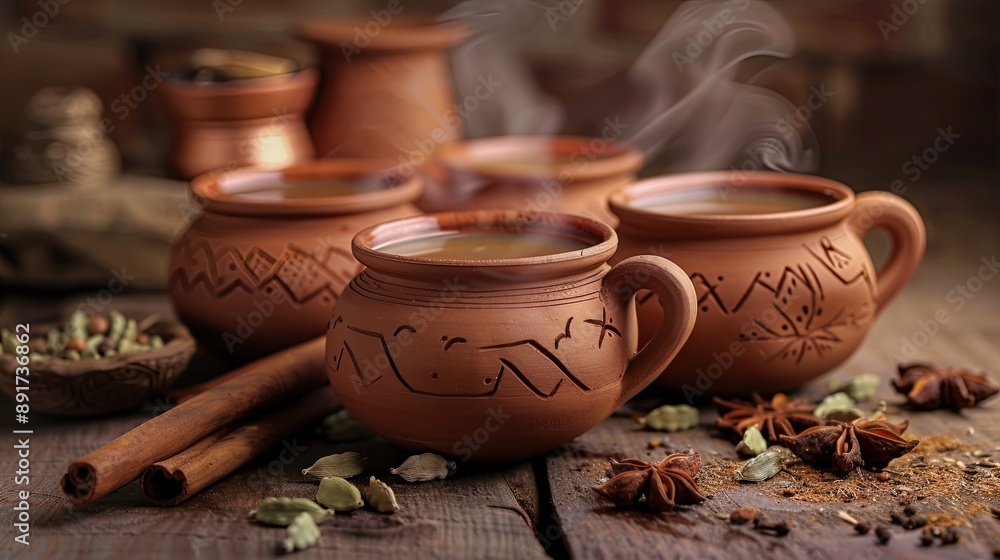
[
  {"x1": 190, "y1": 159, "x2": 423, "y2": 217},
  {"x1": 352, "y1": 211, "x2": 618, "y2": 278},
  {"x1": 296, "y1": 17, "x2": 469, "y2": 51},
  {"x1": 608, "y1": 171, "x2": 855, "y2": 238},
  {"x1": 436, "y1": 135, "x2": 643, "y2": 184}
]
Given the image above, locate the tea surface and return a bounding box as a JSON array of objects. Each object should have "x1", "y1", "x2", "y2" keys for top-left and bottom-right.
[
  {"x1": 465, "y1": 153, "x2": 576, "y2": 174},
  {"x1": 377, "y1": 231, "x2": 591, "y2": 260},
  {"x1": 645, "y1": 189, "x2": 829, "y2": 216},
  {"x1": 227, "y1": 178, "x2": 381, "y2": 200}
]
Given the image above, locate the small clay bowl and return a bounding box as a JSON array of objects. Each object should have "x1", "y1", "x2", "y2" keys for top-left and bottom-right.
[{"x1": 0, "y1": 321, "x2": 196, "y2": 416}]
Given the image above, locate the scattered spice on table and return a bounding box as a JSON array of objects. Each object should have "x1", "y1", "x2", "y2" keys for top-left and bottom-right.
[{"x1": 893, "y1": 363, "x2": 999, "y2": 410}]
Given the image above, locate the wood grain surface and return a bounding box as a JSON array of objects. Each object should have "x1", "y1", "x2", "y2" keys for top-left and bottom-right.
[{"x1": 1, "y1": 186, "x2": 998, "y2": 559}]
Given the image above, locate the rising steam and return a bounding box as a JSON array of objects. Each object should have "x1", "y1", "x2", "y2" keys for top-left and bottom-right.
[{"x1": 444, "y1": 0, "x2": 819, "y2": 173}]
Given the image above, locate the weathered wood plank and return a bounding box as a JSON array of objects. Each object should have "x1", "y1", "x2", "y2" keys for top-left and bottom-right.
[
  {"x1": 546, "y1": 250, "x2": 1000, "y2": 559},
  {"x1": 0, "y1": 408, "x2": 548, "y2": 560}
]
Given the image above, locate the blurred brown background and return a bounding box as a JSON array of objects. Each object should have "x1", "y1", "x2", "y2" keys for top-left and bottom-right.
[{"x1": 0, "y1": 0, "x2": 997, "y2": 303}]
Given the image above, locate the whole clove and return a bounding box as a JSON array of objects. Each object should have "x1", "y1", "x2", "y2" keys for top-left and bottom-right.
[
  {"x1": 919, "y1": 527, "x2": 934, "y2": 546},
  {"x1": 753, "y1": 516, "x2": 790, "y2": 536},
  {"x1": 902, "y1": 515, "x2": 927, "y2": 530},
  {"x1": 890, "y1": 511, "x2": 905, "y2": 524},
  {"x1": 729, "y1": 507, "x2": 758, "y2": 525},
  {"x1": 940, "y1": 527, "x2": 959, "y2": 545},
  {"x1": 875, "y1": 525, "x2": 893, "y2": 545},
  {"x1": 903, "y1": 504, "x2": 917, "y2": 516},
  {"x1": 854, "y1": 521, "x2": 872, "y2": 535}
]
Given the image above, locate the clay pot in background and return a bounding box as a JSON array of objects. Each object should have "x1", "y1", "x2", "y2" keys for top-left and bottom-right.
[
  {"x1": 326, "y1": 211, "x2": 696, "y2": 461},
  {"x1": 158, "y1": 70, "x2": 317, "y2": 179},
  {"x1": 297, "y1": 18, "x2": 468, "y2": 162},
  {"x1": 609, "y1": 171, "x2": 926, "y2": 395},
  {"x1": 425, "y1": 136, "x2": 643, "y2": 226},
  {"x1": 169, "y1": 160, "x2": 422, "y2": 361}
]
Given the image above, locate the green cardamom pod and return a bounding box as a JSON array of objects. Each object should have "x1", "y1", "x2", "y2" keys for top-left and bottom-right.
[
  {"x1": 122, "y1": 319, "x2": 138, "y2": 345},
  {"x1": 302, "y1": 452, "x2": 365, "y2": 479},
  {"x1": 814, "y1": 392, "x2": 864, "y2": 421},
  {"x1": 390, "y1": 453, "x2": 456, "y2": 482},
  {"x1": 66, "y1": 311, "x2": 88, "y2": 340},
  {"x1": 365, "y1": 476, "x2": 399, "y2": 513},
  {"x1": 829, "y1": 373, "x2": 880, "y2": 403},
  {"x1": 318, "y1": 409, "x2": 373, "y2": 442},
  {"x1": 316, "y1": 477, "x2": 363, "y2": 512},
  {"x1": 85, "y1": 335, "x2": 104, "y2": 353},
  {"x1": 735, "y1": 425, "x2": 767, "y2": 457},
  {"x1": 283, "y1": 512, "x2": 320, "y2": 553},
  {"x1": 1, "y1": 330, "x2": 17, "y2": 354},
  {"x1": 735, "y1": 448, "x2": 784, "y2": 482},
  {"x1": 47, "y1": 329, "x2": 67, "y2": 355},
  {"x1": 150, "y1": 335, "x2": 164, "y2": 349},
  {"x1": 64, "y1": 350, "x2": 81, "y2": 361},
  {"x1": 640, "y1": 404, "x2": 699, "y2": 432},
  {"x1": 108, "y1": 310, "x2": 126, "y2": 342},
  {"x1": 251, "y1": 497, "x2": 331, "y2": 527}
]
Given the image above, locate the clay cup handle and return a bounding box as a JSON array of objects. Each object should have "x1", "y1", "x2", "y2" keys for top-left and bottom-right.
[
  {"x1": 848, "y1": 192, "x2": 926, "y2": 312},
  {"x1": 602, "y1": 256, "x2": 697, "y2": 408}
]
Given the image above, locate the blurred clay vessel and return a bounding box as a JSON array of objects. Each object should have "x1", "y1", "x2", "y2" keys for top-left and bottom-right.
[
  {"x1": 169, "y1": 160, "x2": 422, "y2": 361},
  {"x1": 425, "y1": 136, "x2": 642, "y2": 226},
  {"x1": 157, "y1": 53, "x2": 317, "y2": 179},
  {"x1": 297, "y1": 18, "x2": 468, "y2": 163}
]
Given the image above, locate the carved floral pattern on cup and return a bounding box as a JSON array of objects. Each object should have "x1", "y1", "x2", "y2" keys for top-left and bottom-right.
[
  {"x1": 169, "y1": 239, "x2": 361, "y2": 306},
  {"x1": 328, "y1": 306, "x2": 626, "y2": 400},
  {"x1": 638, "y1": 235, "x2": 877, "y2": 365}
]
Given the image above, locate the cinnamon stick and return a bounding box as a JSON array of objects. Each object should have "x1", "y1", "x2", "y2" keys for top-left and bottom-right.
[
  {"x1": 61, "y1": 336, "x2": 328, "y2": 505},
  {"x1": 141, "y1": 386, "x2": 339, "y2": 505}
]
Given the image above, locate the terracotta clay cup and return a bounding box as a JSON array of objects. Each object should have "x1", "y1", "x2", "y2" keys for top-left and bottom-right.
[
  {"x1": 169, "y1": 160, "x2": 422, "y2": 361},
  {"x1": 297, "y1": 18, "x2": 468, "y2": 160},
  {"x1": 158, "y1": 70, "x2": 318, "y2": 179},
  {"x1": 609, "y1": 171, "x2": 926, "y2": 395},
  {"x1": 426, "y1": 136, "x2": 644, "y2": 226},
  {"x1": 325, "y1": 211, "x2": 697, "y2": 461}
]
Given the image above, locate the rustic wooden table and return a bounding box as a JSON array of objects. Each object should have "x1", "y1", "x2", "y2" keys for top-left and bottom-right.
[{"x1": 2, "y1": 185, "x2": 998, "y2": 560}]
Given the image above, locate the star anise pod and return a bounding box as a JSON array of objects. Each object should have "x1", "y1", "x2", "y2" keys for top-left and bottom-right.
[
  {"x1": 778, "y1": 419, "x2": 918, "y2": 472},
  {"x1": 893, "y1": 363, "x2": 999, "y2": 411},
  {"x1": 713, "y1": 393, "x2": 821, "y2": 443},
  {"x1": 593, "y1": 453, "x2": 706, "y2": 512}
]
